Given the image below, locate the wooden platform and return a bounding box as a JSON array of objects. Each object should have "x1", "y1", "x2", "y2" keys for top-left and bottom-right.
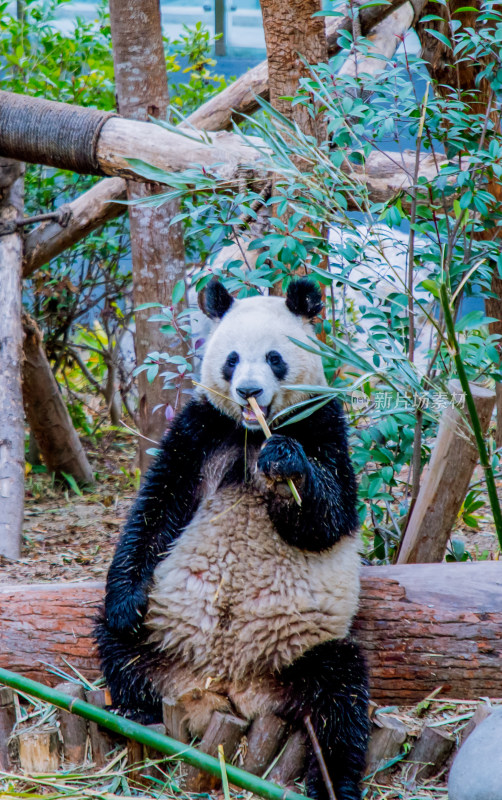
[{"x1": 1, "y1": 562, "x2": 501, "y2": 703}]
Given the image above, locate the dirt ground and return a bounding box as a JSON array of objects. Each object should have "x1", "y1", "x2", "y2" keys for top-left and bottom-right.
[{"x1": 0, "y1": 433, "x2": 136, "y2": 585}]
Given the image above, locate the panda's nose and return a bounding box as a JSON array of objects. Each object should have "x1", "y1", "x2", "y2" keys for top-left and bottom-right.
[{"x1": 236, "y1": 386, "x2": 263, "y2": 401}]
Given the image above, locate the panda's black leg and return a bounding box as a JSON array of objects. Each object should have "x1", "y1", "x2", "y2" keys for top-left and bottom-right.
[{"x1": 278, "y1": 639, "x2": 369, "y2": 800}]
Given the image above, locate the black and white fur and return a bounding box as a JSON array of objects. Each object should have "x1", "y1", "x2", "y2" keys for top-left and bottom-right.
[{"x1": 96, "y1": 279, "x2": 369, "y2": 800}]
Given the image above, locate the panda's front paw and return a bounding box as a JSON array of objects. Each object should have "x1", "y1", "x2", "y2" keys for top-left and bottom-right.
[
  {"x1": 105, "y1": 583, "x2": 149, "y2": 637},
  {"x1": 257, "y1": 434, "x2": 310, "y2": 482}
]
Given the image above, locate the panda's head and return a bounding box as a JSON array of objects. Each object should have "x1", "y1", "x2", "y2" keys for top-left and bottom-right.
[{"x1": 198, "y1": 278, "x2": 326, "y2": 429}]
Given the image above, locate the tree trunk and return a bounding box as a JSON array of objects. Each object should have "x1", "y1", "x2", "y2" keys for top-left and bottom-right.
[
  {"x1": 260, "y1": 0, "x2": 328, "y2": 294},
  {"x1": 260, "y1": 0, "x2": 327, "y2": 139},
  {"x1": 22, "y1": 315, "x2": 94, "y2": 484},
  {"x1": 109, "y1": 0, "x2": 188, "y2": 471},
  {"x1": 0, "y1": 158, "x2": 24, "y2": 561},
  {"x1": 2, "y1": 562, "x2": 501, "y2": 703}
]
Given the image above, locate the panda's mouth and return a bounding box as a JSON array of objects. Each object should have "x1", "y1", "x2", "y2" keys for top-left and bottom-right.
[{"x1": 241, "y1": 404, "x2": 270, "y2": 428}]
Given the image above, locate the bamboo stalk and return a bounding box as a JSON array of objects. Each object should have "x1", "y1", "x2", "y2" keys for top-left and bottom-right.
[
  {"x1": 439, "y1": 282, "x2": 502, "y2": 547},
  {"x1": 248, "y1": 396, "x2": 302, "y2": 506},
  {"x1": 0, "y1": 668, "x2": 306, "y2": 800}
]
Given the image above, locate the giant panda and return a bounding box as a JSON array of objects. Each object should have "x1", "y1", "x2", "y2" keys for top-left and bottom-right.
[{"x1": 95, "y1": 278, "x2": 369, "y2": 800}]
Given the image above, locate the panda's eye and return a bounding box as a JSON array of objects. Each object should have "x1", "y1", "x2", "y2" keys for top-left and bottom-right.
[
  {"x1": 266, "y1": 351, "x2": 288, "y2": 380},
  {"x1": 222, "y1": 351, "x2": 239, "y2": 381}
]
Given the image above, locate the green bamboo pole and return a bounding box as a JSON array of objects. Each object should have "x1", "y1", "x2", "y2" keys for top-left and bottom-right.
[
  {"x1": 440, "y1": 282, "x2": 502, "y2": 548},
  {"x1": 0, "y1": 667, "x2": 306, "y2": 800}
]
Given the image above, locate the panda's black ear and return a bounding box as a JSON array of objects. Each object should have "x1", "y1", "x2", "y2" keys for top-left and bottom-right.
[
  {"x1": 199, "y1": 278, "x2": 234, "y2": 320},
  {"x1": 285, "y1": 278, "x2": 323, "y2": 319}
]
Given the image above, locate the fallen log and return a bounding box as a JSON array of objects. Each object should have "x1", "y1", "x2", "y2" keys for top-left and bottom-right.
[{"x1": 1, "y1": 563, "x2": 501, "y2": 704}]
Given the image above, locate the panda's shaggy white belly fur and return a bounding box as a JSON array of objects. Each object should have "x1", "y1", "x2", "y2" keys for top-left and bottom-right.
[{"x1": 145, "y1": 481, "x2": 360, "y2": 732}]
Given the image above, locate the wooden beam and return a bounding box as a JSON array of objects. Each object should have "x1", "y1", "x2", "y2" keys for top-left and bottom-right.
[
  {"x1": 22, "y1": 144, "x2": 445, "y2": 278},
  {"x1": 340, "y1": 1, "x2": 415, "y2": 79},
  {"x1": 0, "y1": 158, "x2": 24, "y2": 560},
  {"x1": 1, "y1": 563, "x2": 501, "y2": 703},
  {"x1": 0, "y1": 91, "x2": 263, "y2": 183}
]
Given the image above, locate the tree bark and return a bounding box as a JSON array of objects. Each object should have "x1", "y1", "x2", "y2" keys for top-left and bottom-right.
[
  {"x1": 0, "y1": 158, "x2": 24, "y2": 561},
  {"x1": 109, "y1": 0, "x2": 189, "y2": 471},
  {"x1": 2, "y1": 562, "x2": 501, "y2": 704},
  {"x1": 260, "y1": 0, "x2": 328, "y2": 140},
  {"x1": 397, "y1": 381, "x2": 495, "y2": 564},
  {"x1": 22, "y1": 315, "x2": 94, "y2": 484},
  {"x1": 260, "y1": 0, "x2": 328, "y2": 294}
]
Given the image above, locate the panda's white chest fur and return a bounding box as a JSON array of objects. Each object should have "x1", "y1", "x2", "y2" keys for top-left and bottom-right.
[{"x1": 146, "y1": 464, "x2": 361, "y2": 703}]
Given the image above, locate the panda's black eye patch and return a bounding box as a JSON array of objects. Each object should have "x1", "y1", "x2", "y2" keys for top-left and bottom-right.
[
  {"x1": 266, "y1": 350, "x2": 288, "y2": 380},
  {"x1": 222, "y1": 351, "x2": 239, "y2": 382}
]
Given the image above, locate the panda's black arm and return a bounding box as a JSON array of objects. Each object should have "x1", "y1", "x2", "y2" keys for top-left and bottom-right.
[
  {"x1": 258, "y1": 398, "x2": 359, "y2": 551},
  {"x1": 104, "y1": 399, "x2": 234, "y2": 635}
]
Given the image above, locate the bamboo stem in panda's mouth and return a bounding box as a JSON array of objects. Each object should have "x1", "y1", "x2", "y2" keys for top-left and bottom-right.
[{"x1": 248, "y1": 396, "x2": 302, "y2": 507}]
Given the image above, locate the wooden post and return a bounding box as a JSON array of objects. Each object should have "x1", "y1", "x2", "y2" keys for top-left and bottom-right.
[
  {"x1": 398, "y1": 380, "x2": 496, "y2": 563},
  {"x1": 55, "y1": 681, "x2": 87, "y2": 764},
  {"x1": 183, "y1": 711, "x2": 249, "y2": 792},
  {"x1": 127, "y1": 722, "x2": 166, "y2": 787},
  {"x1": 267, "y1": 730, "x2": 307, "y2": 786},
  {"x1": 0, "y1": 158, "x2": 24, "y2": 560},
  {"x1": 406, "y1": 726, "x2": 455, "y2": 783},
  {"x1": 86, "y1": 688, "x2": 117, "y2": 766},
  {"x1": 17, "y1": 728, "x2": 60, "y2": 773},
  {"x1": 242, "y1": 715, "x2": 287, "y2": 776},
  {"x1": 162, "y1": 699, "x2": 190, "y2": 744},
  {"x1": 109, "y1": 0, "x2": 189, "y2": 471},
  {"x1": 22, "y1": 315, "x2": 94, "y2": 485},
  {"x1": 0, "y1": 687, "x2": 15, "y2": 770}
]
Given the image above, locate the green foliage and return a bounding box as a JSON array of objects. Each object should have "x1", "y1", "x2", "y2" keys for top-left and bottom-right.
[{"x1": 132, "y1": 0, "x2": 502, "y2": 561}]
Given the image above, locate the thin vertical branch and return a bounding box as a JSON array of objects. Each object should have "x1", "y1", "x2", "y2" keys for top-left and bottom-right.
[{"x1": 304, "y1": 716, "x2": 337, "y2": 800}]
